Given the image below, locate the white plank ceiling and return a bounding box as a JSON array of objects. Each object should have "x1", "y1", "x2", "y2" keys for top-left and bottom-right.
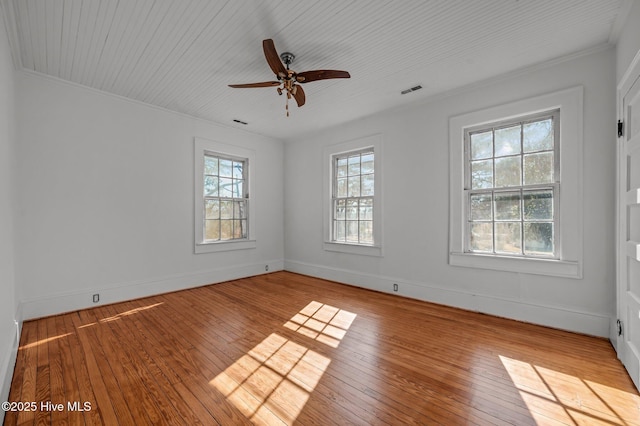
[{"x1": 0, "y1": 0, "x2": 628, "y2": 141}]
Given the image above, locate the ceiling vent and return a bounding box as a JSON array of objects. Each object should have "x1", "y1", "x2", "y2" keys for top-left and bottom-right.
[{"x1": 401, "y1": 85, "x2": 423, "y2": 95}]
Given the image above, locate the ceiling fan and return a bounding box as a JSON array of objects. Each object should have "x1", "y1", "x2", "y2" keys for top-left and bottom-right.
[{"x1": 229, "y1": 39, "x2": 350, "y2": 116}]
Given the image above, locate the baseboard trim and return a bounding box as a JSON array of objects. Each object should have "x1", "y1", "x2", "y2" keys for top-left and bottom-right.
[
  {"x1": 21, "y1": 259, "x2": 284, "y2": 321},
  {"x1": 284, "y1": 260, "x2": 611, "y2": 337},
  {"x1": 0, "y1": 315, "x2": 20, "y2": 425}
]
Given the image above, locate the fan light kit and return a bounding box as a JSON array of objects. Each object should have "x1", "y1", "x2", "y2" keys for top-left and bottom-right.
[{"x1": 229, "y1": 39, "x2": 351, "y2": 116}]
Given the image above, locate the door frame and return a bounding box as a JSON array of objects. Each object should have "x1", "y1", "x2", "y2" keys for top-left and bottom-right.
[{"x1": 616, "y1": 47, "x2": 640, "y2": 390}]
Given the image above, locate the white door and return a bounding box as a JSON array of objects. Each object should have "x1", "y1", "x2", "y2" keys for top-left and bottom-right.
[{"x1": 618, "y1": 60, "x2": 640, "y2": 391}]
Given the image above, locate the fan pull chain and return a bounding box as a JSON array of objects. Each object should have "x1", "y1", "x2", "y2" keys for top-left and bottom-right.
[{"x1": 286, "y1": 91, "x2": 290, "y2": 117}]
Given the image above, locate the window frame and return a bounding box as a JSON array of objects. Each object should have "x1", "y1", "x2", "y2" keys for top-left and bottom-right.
[
  {"x1": 331, "y1": 147, "x2": 375, "y2": 245},
  {"x1": 449, "y1": 87, "x2": 583, "y2": 278},
  {"x1": 194, "y1": 137, "x2": 256, "y2": 254},
  {"x1": 463, "y1": 109, "x2": 560, "y2": 258},
  {"x1": 323, "y1": 134, "x2": 383, "y2": 257}
]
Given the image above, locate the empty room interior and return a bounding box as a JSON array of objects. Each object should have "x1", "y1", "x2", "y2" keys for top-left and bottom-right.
[{"x1": 1, "y1": 0, "x2": 640, "y2": 424}]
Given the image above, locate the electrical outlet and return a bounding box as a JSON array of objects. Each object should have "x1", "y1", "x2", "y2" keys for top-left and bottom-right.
[
  {"x1": 393, "y1": 283, "x2": 399, "y2": 292},
  {"x1": 265, "y1": 264, "x2": 269, "y2": 272},
  {"x1": 92, "y1": 294, "x2": 100, "y2": 303}
]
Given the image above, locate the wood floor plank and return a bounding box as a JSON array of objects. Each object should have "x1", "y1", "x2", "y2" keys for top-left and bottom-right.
[
  {"x1": 5, "y1": 271, "x2": 640, "y2": 425},
  {"x1": 69, "y1": 311, "x2": 123, "y2": 425}
]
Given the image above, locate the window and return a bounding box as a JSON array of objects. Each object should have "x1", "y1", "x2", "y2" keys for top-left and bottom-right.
[
  {"x1": 203, "y1": 153, "x2": 248, "y2": 242},
  {"x1": 465, "y1": 110, "x2": 559, "y2": 257},
  {"x1": 449, "y1": 87, "x2": 583, "y2": 278},
  {"x1": 323, "y1": 134, "x2": 383, "y2": 256},
  {"x1": 332, "y1": 149, "x2": 375, "y2": 244},
  {"x1": 194, "y1": 138, "x2": 255, "y2": 253}
]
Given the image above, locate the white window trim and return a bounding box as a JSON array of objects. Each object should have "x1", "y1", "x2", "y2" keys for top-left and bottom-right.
[
  {"x1": 449, "y1": 87, "x2": 583, "y2": 278},
  {"x1": 194, "y1": 137, "x2": 256, "y2": 254},
  {"x1": 323, "y1": 134, "x2": 383, "y2": 257}
]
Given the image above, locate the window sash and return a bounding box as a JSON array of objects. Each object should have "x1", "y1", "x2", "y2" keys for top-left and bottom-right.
[{"x1": 464, "y1": 184, "x2": 559, "y2": 258}]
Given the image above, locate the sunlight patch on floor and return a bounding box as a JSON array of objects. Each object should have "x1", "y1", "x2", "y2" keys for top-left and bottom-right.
[
  {"x1": 210, "y1": 333, "x2": 330, "y2": 425},
  {"x1": 500, "y1": 355, "x2": 640, "y2": 425},
  {"x1": 210, "y1": 302, "x2": 357, "y2": 424},
  {"x1": 19, "y1": 332, "x2": 72, "y2": 350},
  {"x1": 283, "y1": 301, "x2": 357, "y2": 348},
  {"x1": 99, "y1": 302, "x2": 164, "y2": 323}
]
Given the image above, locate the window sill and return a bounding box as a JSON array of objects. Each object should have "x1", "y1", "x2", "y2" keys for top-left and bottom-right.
[
  {"x1": 449, "y1": 252, "x2": 581, "y2": 279},
  {"x1": 324, "y1": 241, "x2": 383, "y2": 257},
  {"x1": 195, "y1": 239, "x2": 256, "y2": 254}
]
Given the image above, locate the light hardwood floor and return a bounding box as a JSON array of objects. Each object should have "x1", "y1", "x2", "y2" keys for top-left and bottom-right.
[{"x1": 5, "y1": 271, "x2": 640, "y2": 425}]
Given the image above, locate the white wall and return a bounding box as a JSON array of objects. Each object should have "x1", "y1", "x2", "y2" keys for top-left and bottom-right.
[
  {"x1": 14, "y1": 72, "x2": 284, "y2": 319},
  {"x1": 616, "y1": 0, "x2": 640, "y2": 82},
  {"x1": 0, "y1": 5, "x2": 17, "y2": 419},
  {"x1": 284, "y1": 47, "x2": 616, "y2": 337}
]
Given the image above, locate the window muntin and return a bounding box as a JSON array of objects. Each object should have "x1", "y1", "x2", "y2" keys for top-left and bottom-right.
[
  {"x1": 203, "y1": 151, "x2": 248, "y2": 242},
  {"x1": 464, "y1": 110, "x2": 559, "y2": 258},
  {"x1": 332, "y1": 149, "x2": 374, "y2": 245}
]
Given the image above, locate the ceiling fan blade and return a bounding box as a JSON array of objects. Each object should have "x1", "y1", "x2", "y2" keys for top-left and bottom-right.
[
  {"x1": 297, "y1": 70, "x2": 350, "y2": 83},
  {"x1": 292, "y1": 84, "x2": 306, "y2": 107},
  {"x1": 228, "y1": 81, "x2": 280, "y2": 88},
  {"x1": 263, "y1": 39, "x2": 287, "y2": 77}
]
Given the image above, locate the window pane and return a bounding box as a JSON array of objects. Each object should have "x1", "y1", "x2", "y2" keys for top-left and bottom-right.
[
  {"x1": 219, "y1": 159, "x2": 233, "y2": 177},
  {"x1": 233, "y1": 220, "x2": 244, "y2": 238},
  {"x1": 494, "y1": 156, "x2": 521, "y2": 187},
  {"x1": 361, "y1": 153, "x2": 374, "y2": 173},
  {"x1": 359, "y1": 198, "x2": 373, "y2": 220},
  {"x1": 524, "y1": 152, "x2": 553, "y2": 184},
  {"x1": 470, "y1": 193, "x2": 492, "y2": 220},
  {"x1": 495, "y1": 125, "x2": 521, "y2": 157},
  {"x1": 205, "y1": 220, "x2": 220, "y2": 241},
  {"x1": 220, "y1": 200, "x2": 232, "y2": 219},
  {"x1": 495, "y1": 192, "x2": 521, "y2": 221},
  {"x1": 495, "y1": 222, "x2": 521, "y2": 254},
  {"x1": 524, "y1": 222, "x2": 553, "y2": 255},
  {"x1": 524, "y1": 190, "x2": 553, "y2": 220},
  {"x1": 335, "y1": 199, "x2": 346, "y2": 220},
  {"x1": 204, "y1": 176, "x2": 218, "y2": 196},
  {"x1": 337, "y1": 158, "x2": 348, "y2": 177},
  {"x1": 337, "y1": 178, "x2": 347, "y2": 197},
  {"x1": 523, "y1": 119, "x2": 553, "y2": 152},
  {"x1": 346, "y1": 221, "x2": 359, "y2": 242},
  {"x1": 232, "y1": 161, "x2": 243, "y2": 179},
  {"x1": 348, "y1": 176, "x2": 360, "y2": 197},
  {"x1": 348, "y1": 155, "x2": 360, "y2": 175},
  {"x1": 233, "y1": 201, "x2": 246, "y2": 219},
  {"x1": 205, "y1": 200, "x2": 219, "y2": 219},
  {"x1": 204, "y1": 157, "x2": 218, "y2": 175},
  {"x1": 239, "y1": 220, "x2": 247, "y2": 239},
  {"x1": 361, "y1": 174, "x2": 374, "y2": 196},
  {"x1": 219, "y1": 177, "x2": 233, "y2": 197},
  {"x1": 359, "y1": 221, "x2": 373, "y2": 244},
  {"x1": 470, "y1": 131, "x2": 493, "y2": 160},
  {"x1": 232, "y1": 179, "x2": 243, "y2": 198},
  {"x1": 471, "y1": 160, "x2": 493, "y2": 189},
  {"x1": 220, "y1": 220, "x2": 232, "y2": 240},
  {"x1": 346, "y1": 200, "x2": 358, "y2": 220},
  {"x1": 335, "y1": 220, "x2": 346, "y2": 241},
  {"x1": 470, "y1": 223, "x2": 493, "y2": 252}
]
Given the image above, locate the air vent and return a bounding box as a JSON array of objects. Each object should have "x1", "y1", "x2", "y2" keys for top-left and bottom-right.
[
  {"x1": 401, "y1": 85, "x2": 423, "y2": 95},
  {"x1": 233, "y1": 119, "x2": 248, "y2": 125}
]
